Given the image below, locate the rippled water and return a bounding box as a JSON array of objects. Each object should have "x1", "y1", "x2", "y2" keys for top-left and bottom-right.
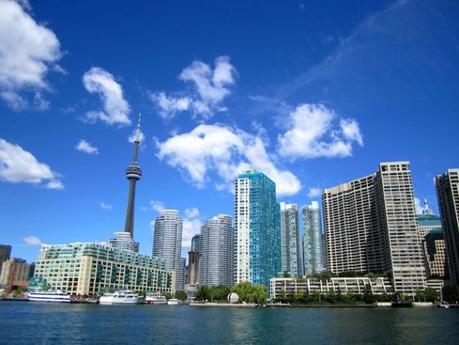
[{"x1": 1, "y1": 301, "x2": 459, "y2": 344}]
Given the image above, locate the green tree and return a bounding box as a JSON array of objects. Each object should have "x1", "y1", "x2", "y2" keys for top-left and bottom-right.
[
  {"x1": 175, "y1": 290, "x2": 187, "y2": 301},
  {"x1": 231, "y1": 282, "x2": 267, "y2": 305}
]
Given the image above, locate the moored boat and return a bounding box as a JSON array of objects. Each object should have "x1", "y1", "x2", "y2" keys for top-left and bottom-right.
[
  {"x1": 26, "y1": 291, "x2": 71, "y2": 303},
  {"x1": 145, "y1": 292, "x2": 167, "y2": 305},
  {"x1": 99, "y1": 290, "x2": 143, "y2": 305},
  {"x1": 167, "y1": 298, "x2": 180, "y2": 305}
]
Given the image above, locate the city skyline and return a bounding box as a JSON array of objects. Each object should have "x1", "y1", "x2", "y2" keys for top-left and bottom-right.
[{"x1": 1, "y1": 0, "x2": 458, "y2": 263}]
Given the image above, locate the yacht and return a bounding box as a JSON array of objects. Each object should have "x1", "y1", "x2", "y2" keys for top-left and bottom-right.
[
  {"x1": 99, "y1": 290, "x2": 143, "y2": 305},
  {"x1": 145, "y1": 292, "x2": 168, "y2": 305},
  {"x1": 26, "y1": 291, "x2": 71, "y2": 303},
  {"x1": 167, "y1": 298, "x2": 180, "y2": 305}
]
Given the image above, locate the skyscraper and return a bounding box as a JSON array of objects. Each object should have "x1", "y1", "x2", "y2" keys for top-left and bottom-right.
[
  {"x1": 152, "y1": 209, "x2": 184, "y2": 291},
  {"x1": 280, "y1": 203, "x2": 301, "y2": 277},
  {"x1": 234, "y1": 170, "x2": 281, "y2": 287},
  {"x1": 110, "y1": 115, "x2": 141, "y2": 252},
  {"x1": 199, "y1": 214, "x2": 232, "y2": 287},
  {"x1": 435, "y1": 169, "x2": 459, "y2": 285},
  {"x1": 323, "y1": 162, "x2": 426, "y2": 296},
  {"x1": 0, "y1": 244, "x2": 11, "y2": 276},
  {"x1": 302, "y1": 201, "x2": 324, "y2": 276},
  {"x1": 187, "y1": 234, "x2": 201, "y2": 286}
]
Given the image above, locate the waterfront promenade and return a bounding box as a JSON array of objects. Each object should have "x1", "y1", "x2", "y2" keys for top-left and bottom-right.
[{"x1": 1, "y1": 301, "x2": 458, "y2": 344}]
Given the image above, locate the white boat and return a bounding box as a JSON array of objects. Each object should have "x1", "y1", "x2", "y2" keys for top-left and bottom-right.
[
  {"x1": 99, "y1": 290, "x2": 143, "y2": 305},
  {"x1": 145, "y1": 292, "x2": 167, "y2": 305},
  {"x1": 26, "y1": 290, "x2": 71, "y2": 303},
  {"x1": 167, "y1": 298, "x2": 180, "y2": 305}
]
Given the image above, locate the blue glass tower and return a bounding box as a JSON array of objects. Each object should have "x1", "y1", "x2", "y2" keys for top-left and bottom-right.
[{"x1": 234, "y1": 170, "x2": 281, "y2": 287}]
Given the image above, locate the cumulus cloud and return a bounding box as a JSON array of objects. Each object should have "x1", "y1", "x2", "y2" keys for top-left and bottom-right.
[
  {"x1": 307, "y1": 187, "x2": 322, "y2": 198},
  {"x1": 0, "y1": 0, "x2": 62, "y2": 109},
  {"x1": 182, "y1": 207, "x2": 202, "y2": 248},
  {"x1": 278, "y1": 103, "x2": 363, "y2": 159},
  {"x1": 75, "y1": 139, "x2": 99, "y2": 155},
  {"x1": 151, "y1": 56, "x2": 236, "y2": 120},
  {"x1": 414, "y1": 197, "x2": 424, "y2": 215},
  {"x1": 150, "y1": 200, "x2": 166, "y2": 213},
  {"x1": 0, "y1": 138, "x2": 63, "y2": 189},
  {"x1": 23, "y1": 235, "x2": 43, "y2": 246},
  {"x1": 156, "y1": 124, "x2": 301, "y2": 196},
  {"x1": 100, "y1": 202, "x2": 112, "y2": 210},
  {"x1": 82, "y1": 67, "x2": 131, "y2": 126}
]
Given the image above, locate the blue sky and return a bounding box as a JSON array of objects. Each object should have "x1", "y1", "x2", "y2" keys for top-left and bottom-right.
[{"x1": 0, "y1": 0, "x2": 458, "y2": 262}]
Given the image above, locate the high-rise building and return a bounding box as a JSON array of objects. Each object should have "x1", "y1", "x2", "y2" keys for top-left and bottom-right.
[
  {"x1": 187, "y1": 234, "x2": 201, "y2": 286},
  {"x1": 109, "y1": 232, "x2": 140, "y2": 252},
  {"x1": 0, "y1": 258, "x2": 30, "y2": 293},
  {"x1": 34, "y1": 243, "x2": 175, "y2": 295},
  {"x1": 323, "y1": 162, "x2": 426, "y2": 296},
  {"x1": 0, "y1": 244, "x2": 12, "y2": 276},
  {"x1": 435, "y1": 169, "x2": 459, "y2": 285},
  {"x1": 417, "y1": 199, "x2": 442, "y2": 240},
  {"x1": 152, "y1": 209, "x2": 184, "y2": 291},
  {"x1": 111, "y1": 115, "x2": 142, "y2": 252},
  {"x1": 199, "y1": 214, "x2": 232, "y2": 287},
  {"x1": 234, "y1": 170, "x2": 281, "y2": 287},
  {"x1": 280, "y1": 203, "x2": 301, "y2": 277},
  {"x1": 302, "y1": 201, "x2": 324, "y2": 275}
]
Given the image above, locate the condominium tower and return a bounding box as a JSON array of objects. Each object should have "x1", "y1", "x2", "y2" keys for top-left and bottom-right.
[
  {"x1": 0, "y1": 244, "x2": 11, "y2": 276},
  {"x1": 187, "y1": 234, "x2": 201, "y2": 286},
  {"x1": 323, "y1": 162, "x2": 426, "y2": 295},
  {"x1": 234, "y1": 171, "x2": 281, "y2": 287},
  {"x1": 152, "y1": 209, "x2": 184, "y2": 290},
  {"x1": 303, "y1": 201, "x2": 324, "y2": 275},
  {"x1": 435, "y1": 169, "x2": 459, "y2": 285},
  {"x1": 280, "y1": 203, "x2": 301, "y2": 277},
  {"x1": 199, "y1": 214, "x2": 232, "y2": 286}
]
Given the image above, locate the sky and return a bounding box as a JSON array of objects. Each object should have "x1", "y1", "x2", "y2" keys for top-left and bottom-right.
[{"x1": 0, "y1": 0, "x2": 458, "y2": 262}]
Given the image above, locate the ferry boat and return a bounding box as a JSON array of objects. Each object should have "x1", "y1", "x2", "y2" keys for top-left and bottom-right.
[
  {"x1": 99, "y1": 290, "x2": 143, "y2": 305},
  {"x1": 167, "y1": 298, "x2": 180, "y2": 305},
  {"x1": 145, "y1": 292, "x2": 168, "y2": 305},
  {"x1": 26, "y1": 291, "x2": 71, "y2": 303}
]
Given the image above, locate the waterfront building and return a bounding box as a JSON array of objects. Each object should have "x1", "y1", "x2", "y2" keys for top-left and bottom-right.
[
  {"x1": 0, "y1": 244, "x2": 11, "y2": 276},
  {"x1": 187, "y1": 234, "x2": 201, "y2": 286},
  {"x1": 302, "y1": 201, "x2": 324, "y2": 276},
  {"x1": 34, "y1": 243, "x2": 175, "y2": 295},
  {"x1": 435, "y1": 169, "x2": 459, "y2": 285},
  {"x1": 280, "y1": 203, "x2": 301, "y2": 277},
  {"x1": 417, "y1": 199, "x2": 443, "y2": 239},
  {"x1": 424, "y1": 229, "x2": 446, "y2": 278},
  {"x1": 0, "y1": 258, "x2": 30, "y2": 293},
  {"x1": 152, "y1": 209, "x2": 184, "y2": 290},
  {"x1": 234, "y1": 170, "x2": 281, "y2": 287},
  {"x1": 323, "y1": 162, "x2": 426, "y2": 296},
  {"x1": 270, "y1": 277, "x2": 394, "y2": 300},
  {"x1": 109, "y1": 231, "x2": 139, "y2": 252},
  {"x1": 199, "y1": 214, "x2": 232, "y2": 286}
]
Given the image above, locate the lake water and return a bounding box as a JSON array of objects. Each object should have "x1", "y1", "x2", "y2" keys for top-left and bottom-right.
[{"x1": 1, "y1": 302, "x2": 458, "y2": 344}]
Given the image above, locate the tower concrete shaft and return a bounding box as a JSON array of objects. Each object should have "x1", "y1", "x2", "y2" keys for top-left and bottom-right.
[{"x1": 124, "y1": 115, "x2": 142, "y2": 237}]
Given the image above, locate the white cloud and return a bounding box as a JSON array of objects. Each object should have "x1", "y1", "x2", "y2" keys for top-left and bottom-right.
[
  {"x1": 100, "y1": 202, "x2": 112, "y2": 210},
  {"x1": 128, "y1": 128, "x2": 145, "y2": 144},
  {"x1": 156, "y1": 124, "x2": 301, "y2": 196},
  {"x1": 82, "y1": 67, "x2": 131, "y2": 126},
  {"x1": 0, "y1": 138, "x2": 63, "y2": 189},
  {"x1": 182, "y1": 207, "x2": 201, "y2": 248},
  {"x1": 307, "y1": 187, "x2": 322, "y2": 198},
  {"x1": 0, "y1": 0, "x2": 62, "y2": 109},
  {"x1": 151, "y1": 56, "x2": 236, "y2": 120},
  {"x1": 23, "y1": 235, "x2": 43, "y2": 246},
  {"x1": 75, "y1": 139, "x2": 99, "y2": 155},
  {"x1": 278, "y1": 103, "x2": 363, "y2": 159},
  {"x1": 150, "y1": 200, "x2": 165, "y2": 213}
]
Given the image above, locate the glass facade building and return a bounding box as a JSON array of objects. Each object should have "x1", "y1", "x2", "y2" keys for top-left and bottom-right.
[
  {"x1": 302, "y1": 201, "x2": 324, "y2": 275},
  {"x1": 280, "y1": 203, "x2": 301, "y2": 277},
  {"x1": 34, "y1": 243, "x2": 175, "y2": 295},
  {"x1": 234, "y1": 171, "x2": 281, "y2": 287}
]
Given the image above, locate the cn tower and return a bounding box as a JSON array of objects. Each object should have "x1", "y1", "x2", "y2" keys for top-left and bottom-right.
[{"x1": 123, "y1": 114, "x2": 142, "y2": 237}]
